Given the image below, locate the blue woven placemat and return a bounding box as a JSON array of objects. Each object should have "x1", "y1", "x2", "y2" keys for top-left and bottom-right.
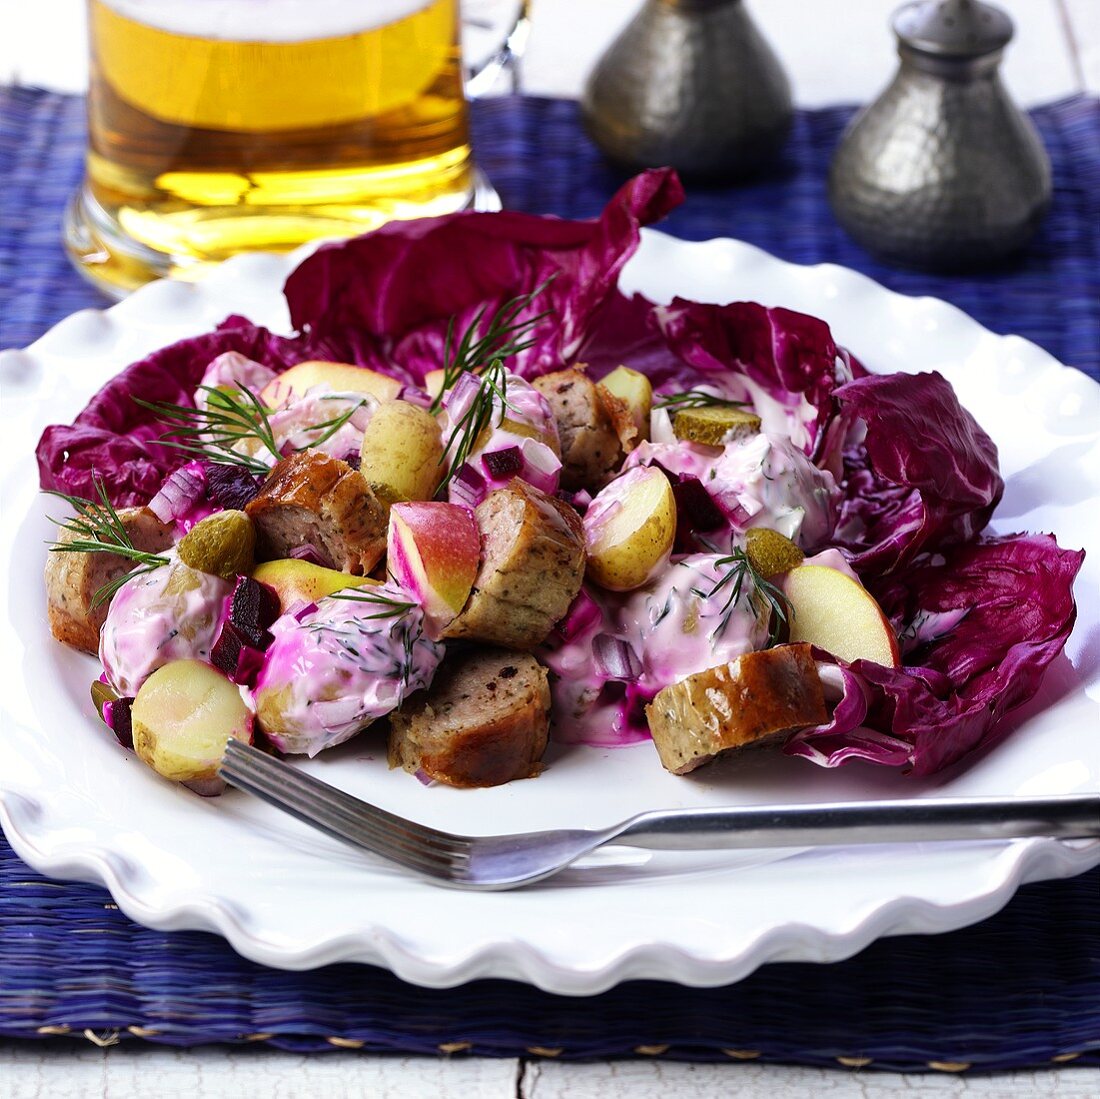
[{"x1": 1, "y1": 87, "x2": 1098, "y2": 1070}]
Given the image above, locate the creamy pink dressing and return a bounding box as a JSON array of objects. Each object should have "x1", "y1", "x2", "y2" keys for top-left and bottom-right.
[
  {"x1": 801, "y1": 547, "x2": 859, "y2": 580},
  {"x1": 197, "y1": 352, "x2": 278, "y2": 409},
  {"x1": 252, "y1": 584, "x2": 444, "y2": 756},
  {"x1": 541, "y1": 554, "x2": 769, "y2": 745},
  {"x1": 898, "y1": 607, "x2": 970, "y2": 655},
  {"x1": 100, "y1": 556, "x2": 231, "y2": 696},
  {"x1": 441, "y1": 372, "x2": 562, "y2": 504},
  {"x1": 626, "y1": 434, "x2": 838, "y2": 550},
  {"x1": 266, "y1": 387, "x2": 377, "y2": 463}
]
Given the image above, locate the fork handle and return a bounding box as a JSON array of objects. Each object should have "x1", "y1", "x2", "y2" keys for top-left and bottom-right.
[{"x1": 612, "y1": 794, "x2": 1100, "y2": 850}]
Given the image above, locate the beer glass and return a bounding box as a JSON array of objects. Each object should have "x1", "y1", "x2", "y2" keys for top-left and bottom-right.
[{"x1": 65, "y1": 1, "x2": 518, "y2": 297}]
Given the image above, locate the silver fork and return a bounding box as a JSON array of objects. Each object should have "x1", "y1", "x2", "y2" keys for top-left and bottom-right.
[{"x1": 219, "y1": 740, "x2": 1100, "y2": 891}]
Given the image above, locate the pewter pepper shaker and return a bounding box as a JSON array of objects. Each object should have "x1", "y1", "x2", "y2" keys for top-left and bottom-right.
[
  {"x1": 581, "y1": 0, "x2": 792, "y2": 179},
  {"x1": 829, "y1": 0, "x2": 1051, "y2": 270}
]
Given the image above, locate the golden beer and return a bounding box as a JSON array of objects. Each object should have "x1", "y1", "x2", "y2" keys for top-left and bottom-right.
[{"x1": 67, "y1": 0, "x2": 477, "y2": 294}]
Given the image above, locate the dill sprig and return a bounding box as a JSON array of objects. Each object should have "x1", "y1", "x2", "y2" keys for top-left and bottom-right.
[
  {"x1": 703, "y1": 546, "x2": 793, "y2": 648},
  {"x1": 428, "y1": 276, "x2": 556, "y2": 414},
  {"x1": 654, "y1": 390, "x2": 747, "y2": 411},
  {"x1": 327, "y1": 586, "x2": 419, "y2": 621},
  {"x1": 285, "y1": 394, "x2": 369, "y2": 450},
  {"x1": 137, "y1": 387, "x2": 366, "y2": 474},
  {"x1": 434, "y1": 359, "x2": 513, "y2": 498},
  {"x1": 46, "y1": 478, "x2": 170, "y2": 607},
  {"x1": 136, "y1": 386, "x2": 283, "y2": 474}
]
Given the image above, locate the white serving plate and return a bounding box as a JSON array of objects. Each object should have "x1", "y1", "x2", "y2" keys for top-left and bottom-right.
[{"x1": 1, "y1": 231, "x2": 1098, "y2": 994}]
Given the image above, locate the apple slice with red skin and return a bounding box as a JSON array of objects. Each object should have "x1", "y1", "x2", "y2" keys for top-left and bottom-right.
[
  {"x1": 784, "y1": 564, "x2": 901, "y2": 668},
  {"x1": 259, "y1": 361, "x2": 402, "y2": 408},
  {"x1": 387, "y1": 502, "x2": 481, "y2": 639}
]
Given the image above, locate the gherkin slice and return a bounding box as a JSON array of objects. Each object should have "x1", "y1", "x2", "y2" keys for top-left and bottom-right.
[
  {"x1": 90, "y1": 679, "x2": 119, "y2": 718},
  {"x1": 672, "y1": 406, "x2": 761, "y2": 446},
  {"x1": 745, "y1": 527, "x2": 804, "y2": 579},
  {"x1": 178, "y1": 510, "x2": 256, "y2": 580}
]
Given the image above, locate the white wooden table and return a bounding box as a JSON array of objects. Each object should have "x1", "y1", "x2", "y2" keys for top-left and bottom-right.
[{"x1": 2, "y1": 2, "x2": 1098, "y2": 1096}]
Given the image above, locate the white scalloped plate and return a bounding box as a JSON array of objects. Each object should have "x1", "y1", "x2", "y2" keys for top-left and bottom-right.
[{"x1": 1, "y1": 231, "x2": 1098, "y2": 994}]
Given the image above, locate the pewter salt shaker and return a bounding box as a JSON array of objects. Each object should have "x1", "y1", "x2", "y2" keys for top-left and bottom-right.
[
  {"x1": 581, "y1": 0, "x2": 792, "y2": 179},
  {"x1": 829, "y1": 0, "x2": 1051, "y2": 269}
]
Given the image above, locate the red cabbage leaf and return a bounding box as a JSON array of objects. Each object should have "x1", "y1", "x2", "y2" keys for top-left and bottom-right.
[
  {"x1": 283, "y1": 168, "x2": 684, "y2": 384},
  {"x1": 36, "y1": 318, "x2": 309, "y2": 506},
  {"x1": 652, "y1": 297, "x2": 850, "y2": 454},
  {"x1": 785, "y1": 534, "x2": 1084, "y2": 775},
  {"x1": 832, "y1": 371, "x2": 1004, "y2": 575}
]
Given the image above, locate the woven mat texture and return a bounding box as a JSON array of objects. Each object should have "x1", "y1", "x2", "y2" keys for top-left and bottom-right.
[{"x1": 0, "y1": 88, "x2": 1098, "y2": 1070}]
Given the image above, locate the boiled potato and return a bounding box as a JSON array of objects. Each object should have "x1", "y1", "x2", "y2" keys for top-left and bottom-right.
[
  {"x1": 584, "y1": 465, "x2": 676, "y2": 591},
  {"x1": 132, "y1": 659, "x2": 253, "y2": 783},
  {"x1": 359, "y1": 400, "x2": 445, "y2": 504},
  {"x1": 598, "y1": 366, "x2": 652, "y2": 442},
  {"x1": 178, "y1": 510, "x2": 255, "y2": 580}
]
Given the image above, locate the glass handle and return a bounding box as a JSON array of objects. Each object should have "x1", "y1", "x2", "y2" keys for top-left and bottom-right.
[{"x1": 462, "y1": 0, "x2": 530, "y2": 99}]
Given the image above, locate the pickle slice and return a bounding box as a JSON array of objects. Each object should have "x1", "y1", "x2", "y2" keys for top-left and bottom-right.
[
  {"x1": 745, "y1": 527, "x2": 804, "y2": 579},
  {"x1": 90, "y1": 679, "x2": 119, "y2": 718},
  {"x1": 178, "y1": 510, "x2": 256, "y2": 580},
  {"x1": 672, "y1": 406, "x2": 761, "y2": 446}
]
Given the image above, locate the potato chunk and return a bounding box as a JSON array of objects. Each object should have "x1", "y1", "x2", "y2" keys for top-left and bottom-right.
[
  {"x1": 359, "y1": 399, "x2": 444, "y2": 504},
  {"x1": 131, "y1": 660, "x2": 253, "y2": 784},
  {"x1": 584, "y1": 466, "x2": 676, "y2": 591}
]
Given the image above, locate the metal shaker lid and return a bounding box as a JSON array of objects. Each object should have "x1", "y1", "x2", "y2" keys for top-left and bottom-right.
[{"x1": 893, "y1": 0, "x2": 1013, "y2": 58}]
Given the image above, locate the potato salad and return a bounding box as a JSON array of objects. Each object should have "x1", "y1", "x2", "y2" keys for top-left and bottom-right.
[{"x1": 38, "y1": 169, "x2": 1082, "y2": 793}]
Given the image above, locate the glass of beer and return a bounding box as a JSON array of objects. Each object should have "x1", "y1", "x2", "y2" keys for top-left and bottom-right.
[{"x1": 65, "y1": 1, "x2": 512, "y2": 297}]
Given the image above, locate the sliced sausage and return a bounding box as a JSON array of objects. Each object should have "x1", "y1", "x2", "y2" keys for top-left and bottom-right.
[
  {"x1": 389, "y1": 648, "x2": 550, "y2": 787},
  {"x1": 645, "y1": 643, "x2": 828, "y2": 775},
  {"x1": 245, "y1": 451, "x2": 387, "y2": 575},
  {"x1": 442, "y1": 480, "x2": 586, "y2": 650},
  {"x1": 533, "y1": 368, "x2": 630, "y2": 491},
  {"x1": 46, "y1": 507, "x2": 175, "y2": 654}
]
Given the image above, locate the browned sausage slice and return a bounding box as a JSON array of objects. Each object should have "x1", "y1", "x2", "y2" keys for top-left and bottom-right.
[
  {"x1": 245, "y1": 451, "x2": 387, "y2": 575},
  {"x1": 645, "y1": 643, "x2": 828, "y2": 774},
  {"x1": 442, "y1": 480, "x2": 586, "y2": 650},
  {"x1": 389, "y1": 649, "x2": 550, "y2": 787},
  {"x1": 533, "y1": 368, "x2": 630, "y2": 491},
  {"x1": 46, "y1": 507, "x2": 175, "y2": 654}
]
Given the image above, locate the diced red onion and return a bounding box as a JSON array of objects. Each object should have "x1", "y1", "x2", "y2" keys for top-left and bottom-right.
[
  {"x1": 512, "y1": 438, "x2": 561, "y2": 494},
  {"x1": 557, "y1": 588, "x2": 602, "y2": 641},
  {"x1": 289, "y1": 543, "x2": 333, "y2": 569},
  {"x1": 291, "y1": 600, "x2": 319, "y2": 622},
  {"x1": 148, "y1": 463, "x2": 207, "y2": 525},
  {"x1": 449, "y1": 463, "x2": 487, "y2": 509},
  {"x1": 413, "y1": 769, "x2": 437, "y2": 787},
  {"x1": 483, "y1": 446, "x2": 523, "y2": 480},
  {"x1": 443, "y1": 371, "x2": 483, "y2": 422},
  {"x1": 592, "y1": 633, "x2": 642, "y2": 681},
  {"x1": 397, "y1": 385, "x2": 433, "y2": 410}
]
